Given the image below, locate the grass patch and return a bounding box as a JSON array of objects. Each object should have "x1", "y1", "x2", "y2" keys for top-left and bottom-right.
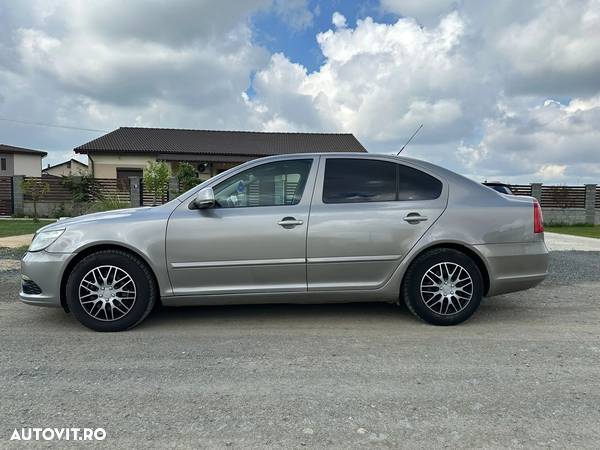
[
  {"x1": 545, "y1": 225, "x2": 600, "y2": 239},
  {"x1": 0, "y1": 219, "x2": 54, "y2": 238},
  {"x1": 0, "y1": 245, "x2": 29, "y2": 259}
]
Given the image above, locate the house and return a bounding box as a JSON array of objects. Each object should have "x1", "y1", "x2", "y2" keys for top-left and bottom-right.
[
  {"x1": 0, "y1": 144, "x2": 47, "y2": 177},
  {"x1": 74, "y1": 127, "x2": 367, "y2": 183},
  {"x1": 43, "y1": 159, "x2": 89, "y2": 177}
]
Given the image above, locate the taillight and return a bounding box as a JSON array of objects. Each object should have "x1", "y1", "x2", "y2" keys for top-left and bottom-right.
[{"x1": 533, "y1": 200, "x2": 544, "y2": 233}]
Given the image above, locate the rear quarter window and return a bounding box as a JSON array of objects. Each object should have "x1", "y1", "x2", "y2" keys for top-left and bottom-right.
[{"x1": 397, "y1": 164, "x2": 442, "y2": 201}]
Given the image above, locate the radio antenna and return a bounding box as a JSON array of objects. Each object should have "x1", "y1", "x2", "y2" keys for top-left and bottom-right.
[{"x1": 396, "y1": 124, "x2": 423, "y2": 155}]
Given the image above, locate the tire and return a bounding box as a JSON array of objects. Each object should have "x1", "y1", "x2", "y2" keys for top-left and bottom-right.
[
  {"x1": 65, "y1": 250, "x2": 157, "y2": 332},
  {"x1": 402, "y1": 248, "x2": 483, "y2": 326}
]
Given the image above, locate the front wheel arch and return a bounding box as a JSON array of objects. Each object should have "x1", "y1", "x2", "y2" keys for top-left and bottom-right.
[{"x1": 60, "y1": 244, "x2": 161, "y2": 312}]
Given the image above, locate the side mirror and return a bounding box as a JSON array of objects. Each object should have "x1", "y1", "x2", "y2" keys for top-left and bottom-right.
[{"x1": 190, "y1": 187, "x2": 215, "y2": 209}]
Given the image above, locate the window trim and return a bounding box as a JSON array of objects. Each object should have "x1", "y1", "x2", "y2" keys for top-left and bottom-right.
[
  {"x1": 212, "y1": 158, "x2": 314, "y2": 209},
  {"x1": 321, "y1": 157, "x2": 442, "y2": 205}
]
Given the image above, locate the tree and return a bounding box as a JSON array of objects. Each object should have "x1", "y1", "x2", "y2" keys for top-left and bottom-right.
[
  {"x1": 143, "y1": 161, "x2": 170, "y2": 206},
  {"x1": 175, "y1": 162, "x2": 200, "y2": 193},
  {"x1": 21, "y1": 178, "x2": 50, "y2": 222}
]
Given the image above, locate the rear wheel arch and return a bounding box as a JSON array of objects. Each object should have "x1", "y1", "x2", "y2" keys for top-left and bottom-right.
[
  {"x1": 60, "y1": 244, "x2": 161, "y2": 312},
  {"x1": 402, "y1": 242, "x2": 490, "y2": 296}
]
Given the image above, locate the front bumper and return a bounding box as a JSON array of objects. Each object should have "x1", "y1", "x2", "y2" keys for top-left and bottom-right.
[
  {"x1": 475, "y1": 239, "x2": 549, "y2": 296},
  {"x1": 20, "y1": 251, "x2": 73, "y2": 307}
]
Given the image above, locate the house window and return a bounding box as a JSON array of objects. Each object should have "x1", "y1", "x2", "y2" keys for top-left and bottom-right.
[{"x1": 0, "y1": 158, "x2": 6, "y2": 171}]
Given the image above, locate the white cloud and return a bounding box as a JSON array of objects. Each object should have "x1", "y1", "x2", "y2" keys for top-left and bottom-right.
[
  {"x1": 381, "y1": 0, "x2": 456, "y2": 23},
  {"x1": 536, "y1": 164, "x2": 567, "y2": 180},
  {"x1": 496, "y1": 0, "x2": 600, "y2": 96},
  {"x1": 332, "y1": 12, "x2": 347, "y2": 29},
  {"x1": 272, "y1": 0, "x2": 314, "y2": 31},
  {"x1": 245, "y1": 2, "x2": 600, "y2": 182},
  {"x1": 0, "y1": 0, "x2": 276, "y2": 165},
  {"x1": 0, "y1": 0, "x2": 599, "y2": 182},
  {"x1": 250, "y1": 12, "x2": 479, "y2": 146},
  {"x1": 452, "y1": 96, "x2": 600, "y2": 183}
]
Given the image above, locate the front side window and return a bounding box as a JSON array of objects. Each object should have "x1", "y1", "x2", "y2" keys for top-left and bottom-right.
[
  {"x1": 214, "y1": 159, "x2": 312, "y2": 208},
  {"x1": 323, "y1": 158, "x2": 442, "y2": 203}
]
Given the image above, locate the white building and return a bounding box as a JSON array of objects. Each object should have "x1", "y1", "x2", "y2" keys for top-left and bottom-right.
[{"x1": 0, "y1": 144, "x2": 46, "y2": 177}]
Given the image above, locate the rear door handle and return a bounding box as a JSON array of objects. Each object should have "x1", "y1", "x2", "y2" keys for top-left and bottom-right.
[
  {"x1": 278, "y1": 217, "x2": 304, "y2": 227},
  {"x1": 403, "y1": 213, "x2": 428, "y2": 223}
]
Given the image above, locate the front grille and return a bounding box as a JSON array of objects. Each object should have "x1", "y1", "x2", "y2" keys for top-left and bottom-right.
[{"x1": 22, "y1": 279, "x2": 42, "y2": 295}]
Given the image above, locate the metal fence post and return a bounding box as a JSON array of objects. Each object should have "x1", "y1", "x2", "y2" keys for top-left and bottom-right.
[
  {"x1": 168, "y1": 176, "x2": 179, "y2": 201},
  {"x1": 584, "y1": 184, "x2": 597, "y2": 225},
  {"x1": 12, "y1": 175, "x2": 24, "y2": 216},
  {"x1": 530, "y1": 183, "x2": 542, "y2": 203},
  {"x1": 129, "y1": 176, "x2": 141, "y2": 208}
]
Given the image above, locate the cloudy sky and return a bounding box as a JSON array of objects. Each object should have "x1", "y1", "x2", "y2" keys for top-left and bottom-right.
[{"x1": 0, "y1": 0, "x2": 599, "y2": 183}]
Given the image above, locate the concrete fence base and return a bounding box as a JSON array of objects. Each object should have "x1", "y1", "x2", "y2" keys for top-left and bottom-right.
[
  {"x1": 23, "y1": 200, "x2": 83, "y2": 218},
  {"x1": 543, "y1": 208, "x2": 600, "y2": 226}
]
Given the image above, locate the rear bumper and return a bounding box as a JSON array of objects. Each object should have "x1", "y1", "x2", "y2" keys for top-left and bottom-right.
[
  {"x1": 19, "y1": 251, "x2": 72, "y2": 307},
  {"x1": 475, "y1": 239, "x2": 549, "y2": 296}
]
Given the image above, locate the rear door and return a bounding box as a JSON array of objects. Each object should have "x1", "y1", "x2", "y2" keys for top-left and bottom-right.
[{"x1": 306, "y1": 156, "x2": 447, "y2": 290}]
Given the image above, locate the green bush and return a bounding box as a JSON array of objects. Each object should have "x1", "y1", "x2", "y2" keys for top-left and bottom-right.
[
  {"x1": 87, "y1": 194, "x2": 130, "y2": 213},
  {"x1": 143, "y1": 161, "x2": 170, "y2": 205},
  {"x1": 176, "y1": 162, "x2": 200, "y2": 193}
]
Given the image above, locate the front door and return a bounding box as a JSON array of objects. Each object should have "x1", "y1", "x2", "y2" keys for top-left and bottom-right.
[
  {"x1": 307, "y1": 156, "x2": 447, "y2": 290},
  {"x1": 166, "y1": 158, "x2": 317, "y2": 296}
]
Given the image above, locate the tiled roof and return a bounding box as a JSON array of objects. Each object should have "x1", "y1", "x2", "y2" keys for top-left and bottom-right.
[
  {"x1": 0, "y1": 144, "x2": 47, "y2": 157},
  {"x1": 75, "y1": 127, "x2": 367, "y2": 156}
]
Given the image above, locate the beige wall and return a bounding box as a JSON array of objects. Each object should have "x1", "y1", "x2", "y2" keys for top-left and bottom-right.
[
  {"x1": 89, "y1": 153, "x2": 242, "y2": 179},
  {"x1": 13, "y1": 154, "x2": 43, "y2": 176},
  {"x1": 91, "y1": 153, "x2": 157, "y2": 178},
  {"x1": 45, "y1": 160, "x2": 89, "y2": 177}
]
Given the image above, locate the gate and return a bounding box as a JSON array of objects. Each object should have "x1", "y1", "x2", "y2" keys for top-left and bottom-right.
[{"x1": 0, "y1": 176, "x2": 13, "y2": 216}]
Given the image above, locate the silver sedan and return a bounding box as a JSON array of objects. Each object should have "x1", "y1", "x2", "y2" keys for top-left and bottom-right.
[{"x1": 20, "y1": 153, "x2": 549, "y2": 331}]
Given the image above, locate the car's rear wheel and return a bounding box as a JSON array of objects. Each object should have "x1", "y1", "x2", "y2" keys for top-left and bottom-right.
[
  {"x1": 402, "y1": 248, "x2": 483, "y2": 325},
  {"x1": 65, "y1": 250, "x2": 156, "y2": 332}
]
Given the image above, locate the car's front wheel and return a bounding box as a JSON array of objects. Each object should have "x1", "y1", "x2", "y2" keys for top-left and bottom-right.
[
  {"x1": 402, "y1": 248, "x2": 483, "y2": 325},
  {"x1": 65, "y1": 250, "x2": 156, "y2": 332}
]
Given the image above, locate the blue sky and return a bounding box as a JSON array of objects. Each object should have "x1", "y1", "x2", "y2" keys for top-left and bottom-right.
[
  {"x1": 0, "y1": 0, "x2": 598, "y2": 183},
  {"x1": 252, "y1": 0, "x2": 396, "y2": 73}
]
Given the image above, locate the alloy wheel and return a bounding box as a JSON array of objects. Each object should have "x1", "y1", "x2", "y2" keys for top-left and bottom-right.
[
  {"x1": 420, "y1": 262, "x2": 473, "y2": 316},
  {"x1": 78, "y1": 265, "x2": 137, "y2": 321}
]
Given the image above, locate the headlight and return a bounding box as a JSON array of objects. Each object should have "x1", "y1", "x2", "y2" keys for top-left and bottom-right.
[{"x1": 29, "y1": 229, "x2": 65, "y2": 252}]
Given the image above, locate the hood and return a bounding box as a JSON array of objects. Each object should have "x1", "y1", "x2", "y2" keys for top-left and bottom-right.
[{"x1": 38, "y1": 207, "x2": 155, "y2": 232}]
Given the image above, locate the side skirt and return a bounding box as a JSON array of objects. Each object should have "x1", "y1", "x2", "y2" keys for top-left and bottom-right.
[{"x1": 161, "y1": 287, "x2": 399, "y2": 307}]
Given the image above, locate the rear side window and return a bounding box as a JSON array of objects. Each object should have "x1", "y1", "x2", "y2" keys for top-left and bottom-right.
[
  {"x1": 322, "y1": 158, "x2": 442, "y2": 204},
  {"x1": 323, "y1": 159, "x2": 396, "y2": 203}
]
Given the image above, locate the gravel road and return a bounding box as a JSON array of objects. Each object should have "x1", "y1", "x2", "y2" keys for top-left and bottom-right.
[{"x1": 1, "y1": 250, "x2": 599, "y2": 449}]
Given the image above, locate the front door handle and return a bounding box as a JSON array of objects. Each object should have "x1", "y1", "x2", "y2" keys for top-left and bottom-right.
[
  {"x1": 403, "y1": 213, "x2": 428, "y2": 224},
  {"x1": 278, "y1": 217, "x2": 304, "y2": 228}
]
